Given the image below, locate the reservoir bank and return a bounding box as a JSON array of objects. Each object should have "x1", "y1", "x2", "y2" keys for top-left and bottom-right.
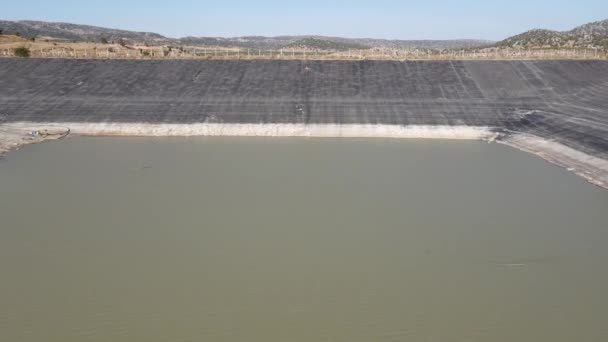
[
  {"x1": 1, "y1": 137, "x2": 607, "y2": 342},
  {"x1": 1, "y1": 59, "x2": 608, "y2": 188}
]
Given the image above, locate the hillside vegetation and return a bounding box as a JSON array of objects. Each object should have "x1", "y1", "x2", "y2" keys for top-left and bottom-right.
[
  {"x1": 496, "y1": 19, "x2": 608, "y2": 50},
  {"x1": 0, "y1": 20, "x2": 165, "y2": 43},
  {"x1": 286, "y1": 38, "x2": 370, "y2": 51},
  {"x1": 0, "y1": 20, "x2": 490, "y2": 50},
  {"x1": 2, "y1": 18, "x2": 607, "y2": 56}
]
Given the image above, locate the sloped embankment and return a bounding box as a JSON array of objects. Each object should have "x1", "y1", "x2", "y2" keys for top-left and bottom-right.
[{"x1": 1, "y1": 59, "x2": 607, "y2": 188}]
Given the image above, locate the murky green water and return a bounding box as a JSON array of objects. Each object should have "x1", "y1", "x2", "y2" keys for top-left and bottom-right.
[{"x1": 1, "y1": 137, "x2": 607, "y2": 342}]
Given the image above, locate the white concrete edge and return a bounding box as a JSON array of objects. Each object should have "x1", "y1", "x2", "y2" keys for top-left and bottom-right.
[
  {"x1": 498, "y1": 133, "x2": 608, "y2": 189},
  {"x1": 2, "y1": 121, "x2": 607, "y2": 189},
  {"x1": 60, "y1": 122, "x2": 496, "y2": 140}
]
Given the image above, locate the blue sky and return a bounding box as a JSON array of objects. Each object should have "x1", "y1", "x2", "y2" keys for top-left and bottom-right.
[{"x1": 3, "y1": 0, "x2": 607, "y2": 40}]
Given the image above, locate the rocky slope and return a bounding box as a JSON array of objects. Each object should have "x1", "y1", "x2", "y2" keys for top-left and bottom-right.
[
  {"x1": 0, "y1": 20, "x2": 165, "y2": 43},
  {"x1": 496, "y1": 19, "x2": 608, "y2": 50}
]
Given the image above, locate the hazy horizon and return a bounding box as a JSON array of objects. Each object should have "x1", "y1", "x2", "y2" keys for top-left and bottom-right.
[{"x1": 3, "y1": 0, "x2": 607, "y2": 41}]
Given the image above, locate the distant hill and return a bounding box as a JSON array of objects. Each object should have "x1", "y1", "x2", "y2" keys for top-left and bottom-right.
[
  {"x1": 184, "y1": 36, "x2": 490, "y2": 50},
  {"x1": 286, "y1": 38, "x2": 370, "y2": 51},
  {"x1": 4, "y1": 18, "x2": 608, "y2": 52},
  {"x1": 177, "y1": 36, "x2": 293, "y2": 50},
  {"x1": 0, "y1": 20, "x2": 166, "y2": 43},
  {"x1": 571, "y1": 19, "x2": 608, "y2": 36},
  {"x1": 496, "y1": 19, "x2": 608, "y2": 50},
  {"x1": 329, "y1": 38, "x2": 493, "y2": 50},
  {"x1": 0, "y1": 20, "x2": 491, "y2": 50}
]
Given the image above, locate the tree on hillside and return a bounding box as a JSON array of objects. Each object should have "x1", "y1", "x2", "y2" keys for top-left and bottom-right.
[
  {"x1": 100, "y1": 37, "x2": 109, "y2": 44},
  {"x1": 15, "y1": 31, "x2": 21, "y2": 37},
  {"x1": 0, "y1": 29, "x2": 3, "y2": 35}
]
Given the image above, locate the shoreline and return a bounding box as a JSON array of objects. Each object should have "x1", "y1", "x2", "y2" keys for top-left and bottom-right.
[
  {"x1": 1, "y1": 121, "x2": 607, "y2": 190},
  {"x1": 497, "y1": 134, "x2": 608, "y2": 189}
]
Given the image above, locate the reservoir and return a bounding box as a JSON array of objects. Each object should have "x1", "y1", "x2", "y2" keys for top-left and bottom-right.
[{"x1": 1, "y1": 137, "x2": 607, "y2": 342}]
